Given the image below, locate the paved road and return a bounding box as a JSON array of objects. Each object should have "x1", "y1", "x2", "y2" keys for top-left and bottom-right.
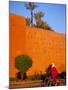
[
  {"x1": 9, "y1": 80, "x2": 43, "y2": 89},
  {"x1": 9, "y1": 79, "x2": 65, "y2": 89}
]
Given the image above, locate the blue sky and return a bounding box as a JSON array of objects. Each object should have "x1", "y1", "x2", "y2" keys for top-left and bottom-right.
[{"x1": 9, "y1": 1, "x2": 66, "y2": 33}]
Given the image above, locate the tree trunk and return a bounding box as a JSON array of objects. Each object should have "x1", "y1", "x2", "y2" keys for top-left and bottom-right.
[
  {"x1": 31, "y1": 10, "x2": 33, "y2": 25},
  {"x1": 21, "y1": 72, "x2": 27, "y2": 80},
  {"x1": 21, "y1": 72, "x2": 24, "y2": 80}
]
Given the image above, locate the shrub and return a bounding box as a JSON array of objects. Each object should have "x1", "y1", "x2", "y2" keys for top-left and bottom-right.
[{"x1": 15, "y1": 55, "x2": 32, "y2": 80}]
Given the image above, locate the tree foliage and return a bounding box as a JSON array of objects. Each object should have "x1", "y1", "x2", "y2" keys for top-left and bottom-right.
[
  {"x1": 34, "y1": 12, "x2": 44, "y2": 20},
  {"x1": 15, "y1": 55, "x2": 32, "y2": 73},
  {"x1": 34, "y1": 12, "x2": 44, "y2": 27},
  {"x1": 26, "y1": 17, "x2": 31, "y2": 26},
  {"x1": 25, "y1": 2, "x2": 37, "y2": 25},
  {"x1": 25, "y1": 2, "x2": 54, "y2": 31},
  {"x1": 34, "y1": 11, "x2": 53, "y2": 30}
]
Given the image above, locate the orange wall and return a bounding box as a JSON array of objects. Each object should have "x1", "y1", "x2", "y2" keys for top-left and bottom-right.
[{"x1": 9, "y1": 14, "x2": 66, "y2": 77}]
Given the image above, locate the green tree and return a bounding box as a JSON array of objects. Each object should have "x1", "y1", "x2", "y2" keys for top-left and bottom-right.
[
  {"x1": 34, "y1": 12, "x2": 53, "y2": 31},
  {"x1": 15, "y1": 55, "x2": 32, "y2": 80},
  {"x1": 26, "y1": 17, "x2": 31, "y2": 26},
  {"x1": 39, "y1": 21, "x2": 52, "y2": 30},
  {"x1": 25, "y1": 2, "x2": 37, "y2": 25},
  {"x1": 34, "y1": 11, "x2": 44, "y2": 27}
]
